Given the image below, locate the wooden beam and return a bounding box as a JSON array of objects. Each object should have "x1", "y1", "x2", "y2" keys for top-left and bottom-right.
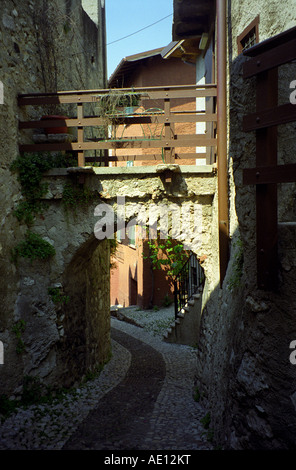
[
  {"x1": 255, "y1": 69, "x2": 278, "y2": 290},
  {"x1": 243, "y1": 163, "x2": 296, "y2": 185},
  {"x1": 243, "y1": 102, "x2": 296, "y2": 131},
  {"x1": 19, "y1": 135, "x2": 217, "y2": 153},
  {"x1": 243, "y1": 37, "x2": 296, "y2": 78},
  {"x1": 18, "y1": 86, "x2": 217, "y2": 106},
  {"x1": 19, "y1": 117, "x2": 104, "y2": 129},
  {"x1": 77, "y1": 103, "x2": 85, "y2": 167},
  {"x1": 85, "y1": 153, "x2": 208, "y2": 163}
]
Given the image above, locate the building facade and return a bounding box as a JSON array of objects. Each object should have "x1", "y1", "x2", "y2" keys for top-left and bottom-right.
[
  {"x1": 172, "y1": 0, "x2": 296, "y2": 450},
  {"x1": 0, "y1": 0, "x2": 109, "y2": 396}
]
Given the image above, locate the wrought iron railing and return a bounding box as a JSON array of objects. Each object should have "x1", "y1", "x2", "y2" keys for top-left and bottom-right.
[
  {"x1": 173, "y1": 252, "x2": 205, "y2": 318},
  {"x1": 17, "y1": 84, "x2": 217, "y2": 167}
]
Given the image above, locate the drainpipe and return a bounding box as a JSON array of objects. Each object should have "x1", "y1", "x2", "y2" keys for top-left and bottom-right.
[
  {"x1": 216, "y1": 0, "x2": 229, "y2": 287},
  {"x1": 100, "y1": 0, "x2": 107, "y2": 88}
]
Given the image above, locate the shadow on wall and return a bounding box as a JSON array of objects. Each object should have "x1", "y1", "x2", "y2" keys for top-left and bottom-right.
[
  {"x1": 194, "y1": 5, "x2": 296, "y2": 449},
  {"x1": 59, "y1": 235, "x2": 111, "y2": 387}
]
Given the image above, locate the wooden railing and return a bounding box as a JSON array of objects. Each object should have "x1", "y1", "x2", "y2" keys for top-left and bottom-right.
[
  {"x1": 18, "y1": 84, "x2": 217, "y2": 167},
  {"x1": 174, "y1": 251, "x2": 205, "y2": 318}
]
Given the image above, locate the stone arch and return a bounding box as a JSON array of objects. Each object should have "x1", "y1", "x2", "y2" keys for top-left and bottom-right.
[{"x1": 2, "y1": 169, "x2": 216, "y2": 396}]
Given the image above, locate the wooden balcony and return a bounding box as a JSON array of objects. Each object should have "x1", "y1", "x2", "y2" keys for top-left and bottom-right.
[{"x1": 18, "y1": 84, "x2": 217, "y2": 167}]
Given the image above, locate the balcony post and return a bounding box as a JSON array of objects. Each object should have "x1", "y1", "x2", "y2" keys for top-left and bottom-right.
[{"x1": 77, "y1": 102, "x2": 85, "y2": 167}]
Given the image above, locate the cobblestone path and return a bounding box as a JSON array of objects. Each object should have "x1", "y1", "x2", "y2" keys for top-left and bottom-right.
[{"x1": 63, "y1": 328, "x2": 166, "y2": 450}]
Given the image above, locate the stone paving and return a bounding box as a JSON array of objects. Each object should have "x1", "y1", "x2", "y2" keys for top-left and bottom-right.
[{"x1": 0, "y1": 307, "x2": 213, "y2": 451}]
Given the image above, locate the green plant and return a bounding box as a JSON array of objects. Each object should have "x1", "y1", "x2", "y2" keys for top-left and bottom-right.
[
  {"x1": 10, "y1": 152, "x2": 75, "y2": 225},
  {"x1": 95, "y1": 90, "x2": 141, "y2": 140},
  {"x1": 97, "y1": 91, "x2": 140, "y2": 115},
  {"x1": 162, "y1": 293, "x2": 173, "y2": 307},
  {"x1": 200, "y1": 412, "x2": 214, "y2": 442},
  {"x1": 62, "y1": 181, "x2": 97, "y2": 213},
  {"x1": 0, "y1": 394, "x2": 19, "y2": 421},
  {"x1": 144, "y1": 235, "x2": 189, "y2": 286},
  {"x1": 12, "y1": 320, "x2": 26, "y2": 354},
  {"x1": 193, "y1": 386, "x2": 200, "y2": 402},
  {"x1": 228, "y1": 238, "x2": 244, "y2": 291},
  {"x1": 11, "y1": 230, "x2": 55, "y2": 264},
  {"x1": 48, "y1": 287, "x2": 69, "y2": 305},
  {"x1": 109, "y1": 237, "x2": 118, "y2": 270},
  {"x1": 200, "y1": 412, "x2": 211, "y2": 429},
  {"x1": 21, "y1": 376, "x2": 45, "y2": 406}
]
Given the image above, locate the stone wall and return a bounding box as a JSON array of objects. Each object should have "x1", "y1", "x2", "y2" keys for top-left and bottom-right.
[
  {"x1": 0, "y1": 0, "x2": 108, "y2": 397},
  {"x1": 195, "y1": 0, "x2": 296, "y2": 450}
]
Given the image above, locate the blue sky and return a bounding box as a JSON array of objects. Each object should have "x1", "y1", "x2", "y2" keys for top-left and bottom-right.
[{"x1": 106, "y1": 0, "x2": 174, "y2": 79}]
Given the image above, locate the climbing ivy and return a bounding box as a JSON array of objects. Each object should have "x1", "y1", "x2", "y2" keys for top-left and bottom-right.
[
  {"x1": 227, "y1": 238, "x2": 244, "y2": 291},
  {"x1": 144, "y1": 234, "x2": 188, "y2": 285},
  {"x1": 62, "y1": 181, "x2": 98, "y2": 214},
  {"x1": 48, "y1": 287, "x2": 69, "y2": 305},
  {"x1": 11, "y1": 230, "x2": 55, "y2": 264},
  {"x1": 10, "y1": 152, "x2": 76, "y2": 225},
  {"x1": 12, "y1": 319, "x2": 26, "y2": 355}
]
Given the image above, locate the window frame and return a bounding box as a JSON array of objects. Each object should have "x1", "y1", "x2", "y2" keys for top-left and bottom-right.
[{"x1": 237, "y1": 16, "x2": 260, "y2": 55}]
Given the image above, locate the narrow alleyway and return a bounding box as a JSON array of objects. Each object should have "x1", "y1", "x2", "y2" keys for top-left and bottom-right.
[
  {"x1": 0, "y1": 307, "x2": 213, "y2": 451},
  {"x1": 63, "y1": 327, "x2": 166, "y2": 450}
]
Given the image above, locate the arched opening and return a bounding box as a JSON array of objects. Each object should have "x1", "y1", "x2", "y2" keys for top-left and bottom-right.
[{"x1": 110, "y1": 224, "x2": 192, "y2": 311}]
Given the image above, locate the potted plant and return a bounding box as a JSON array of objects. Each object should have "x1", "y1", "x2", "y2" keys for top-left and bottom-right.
[{"x1": 40, "y1": 115, "x2": 69, "y2": 134}]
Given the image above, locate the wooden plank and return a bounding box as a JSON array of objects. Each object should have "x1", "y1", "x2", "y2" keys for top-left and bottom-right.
[
  {"x1": 18, "y1": 83, "x2": 216, "y2": 99},
  {"x1": 20, "y1": 143, "x2": 74, "y2": 152},
  {"x1": 19, "y1": 117, "x2": 104, "y2": 129},
  {"x1": 255, "y1": 69, "x2": 278, "y2": 290},
  {"x1": 145, "y1": 88, "x2": 217, "y2": 100},
  {"x1": 18, "y1": 88, "x2": 217, "y2": 106},
  {"x1": 243, "y1": 163, "x2": 296, "y2": 185},
  {"x1": 85, "y1": 153, "x2": 205, "y2": 162},
  {"x1": 243, "y1": 37, "x2": 296, "y2": 78},
  {"x1": 18, "y1": 94, "x2": 97, "y2": 106},
  {"x1": 169, "y1": 113, "x2": 217, "y2": 123},
  {"x1": 77, "y1": 103, "x2": 85, "y2": 167},
  {"x1": 175, "y1": 152, "x2": 209, "y2": 159},
  {"x1": 243, "y1": 25, "x2": 296, "y2": 58},
  {"x1": 163, "y1": 98, "x2": 174, "y2": 163},
  {"x1": 243, "y1": 102, "x2": 296, "y2": 131},
  {"x1": 19, "y1": 113, "x2": 218, "y2": 130},
  {"x1": 108, "y1": 155, "x2": 164, "y2": 162},
  {"x1": 19, "y1": 135, "x2": 217, "y2": 153}
]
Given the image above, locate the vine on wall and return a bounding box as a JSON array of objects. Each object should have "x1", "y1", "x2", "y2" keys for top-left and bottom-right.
[{"x1": 10, "y1": 152, "x2": 75, "y2": 263}]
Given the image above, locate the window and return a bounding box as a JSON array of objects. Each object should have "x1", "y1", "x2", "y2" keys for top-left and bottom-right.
[
  {"x1": 116, "y1": 228, "x2": 124, "y2": 243},
  {"x1": 237, "y1": 16, "x2": 260, "y2": 55},
  {"x1": 128, "y1": 224, "x2": 136, "y2": 247}
]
